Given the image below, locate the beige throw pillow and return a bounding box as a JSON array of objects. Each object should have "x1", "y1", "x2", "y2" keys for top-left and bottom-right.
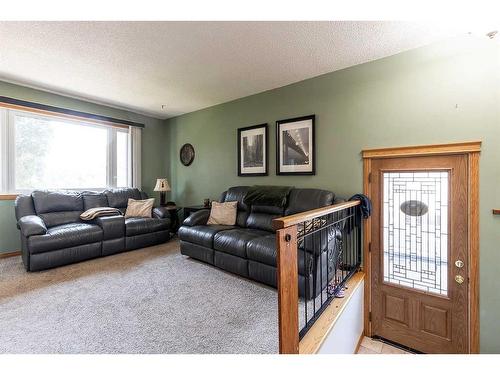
[
  {"x1": 207, "y1": 201, "x2": 238, "y2": 225},
  {"x1": 125, "y1": 198, "x2": 155, "y2": 218}
]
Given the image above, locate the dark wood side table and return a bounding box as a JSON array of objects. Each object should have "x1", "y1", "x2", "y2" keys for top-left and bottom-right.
[
  {"x1": 164, "y1": 205, "x2": 182, "y2": 234},
  {"x1": 183, "y1": 205, "x2": 210, "y2": 218}
]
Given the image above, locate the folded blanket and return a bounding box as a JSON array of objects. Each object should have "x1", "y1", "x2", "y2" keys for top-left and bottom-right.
[
  {"x1": 243, "y1": 185, "x2": 293, "y2": 207},
  {"x1": 80, "y1": 207, "x2": 123, "y2": 221}
]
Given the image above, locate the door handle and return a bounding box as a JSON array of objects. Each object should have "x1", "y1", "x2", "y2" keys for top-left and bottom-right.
[{"x1": 455, "y1": 275, "x2": 464, "y2": 284}]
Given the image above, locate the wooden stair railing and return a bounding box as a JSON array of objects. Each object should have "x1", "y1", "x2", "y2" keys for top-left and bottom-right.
[{"x1": 273, "y1": 200, "x2": 361, "y2": 354}]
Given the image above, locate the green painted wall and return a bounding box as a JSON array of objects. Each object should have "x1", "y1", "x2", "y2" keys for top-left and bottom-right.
[
  {"x1": 165, "y1": 36, "x2": 500, "y2": 352},
  {"x1": 0, "y1": 201, "x2": 20, "y2": 253},
  {"x1": 0, "y1": 80, "x2": 169, "y2": 254}
]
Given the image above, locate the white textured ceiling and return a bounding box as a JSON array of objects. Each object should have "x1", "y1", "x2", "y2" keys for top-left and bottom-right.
[{"x1": 0, "y1": 21, "x2": 462, "y2": 119}]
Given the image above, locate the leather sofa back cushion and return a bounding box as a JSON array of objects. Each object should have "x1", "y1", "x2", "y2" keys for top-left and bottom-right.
[
  {"x1": 246, "y1": 213, "x2": 281, "y2": 232},
  {"x1": 83, "y1": 193, "x2": 109, "y2": 210},
  {"x1": 223, "y1": 186, "x2": 250, "y2": 211},
  {"x1": 245, "y1": 204, "x2": 284, "y2": 232},
  {"x1": 207, "y1": 201, "x2": 238, "y2": 225},
  {"x1": 285, "y1": 188, "x2": 335, "y2": 215},
  {"x1": 32, "y1": 190, "x2": 84, "y2": 214},
  {"x1": 38, "y1": 211, "x2": 83, "y2": 228},
  {"x1": 105, "y1": 188, "x2": 142, "y2": 209},
  {"x1": 219, "y1": 191, "x2": 227, "y2": 203},
  {"x1": 251, "y1": 204, "x2": 284, "y2": 215},
  {"x1": 220, "y1": 191, "x2": 248, "y2": 227}
]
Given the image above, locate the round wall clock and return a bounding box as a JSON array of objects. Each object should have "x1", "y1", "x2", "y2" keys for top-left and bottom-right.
[{"x1": 180, "y1": 143, "x2": 195, "y2": 166}]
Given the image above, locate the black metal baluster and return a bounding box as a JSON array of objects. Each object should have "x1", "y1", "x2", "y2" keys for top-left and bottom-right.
[
  {"x1": 312, "y1": 223, "x2": 316, "y2": 319},
  {"x1": 319, "y1": 216, "x2": 324, "y2": 306},
  {"x1": 303, "y1": 222, "x2": 308, "y2": 327},
  {"x1": 346, "y1": 209, "x2": 350, "y2": 277},
  {"x1": 326, "y1": 213, "x2": 330, "y2": 298},
  {"x1": 349, "y1": 207, "x2": 356, "y2": 276}
]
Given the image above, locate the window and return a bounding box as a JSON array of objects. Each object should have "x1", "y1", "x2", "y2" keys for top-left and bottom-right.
[{"x1": 0, "y1": 108, "x2": 134, "y2": 193}]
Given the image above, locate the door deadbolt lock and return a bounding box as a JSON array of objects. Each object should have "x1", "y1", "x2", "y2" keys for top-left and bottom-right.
[
  {"x1": 455, "y1": 260, "x2": 464, "y2": 268},
  {"x1": 455, "y1": 275, "x2": 465, "y2": 284}
]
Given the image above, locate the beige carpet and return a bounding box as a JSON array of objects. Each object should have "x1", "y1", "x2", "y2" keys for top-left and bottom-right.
[{"x1": 0, "y1": 240, "x2": 279, "y2": 353}]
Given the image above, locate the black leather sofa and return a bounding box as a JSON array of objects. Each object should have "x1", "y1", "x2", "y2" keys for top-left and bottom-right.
[
  {"x1": 15, "y1": 188, "x2": 171, "y2": 271},
  {"x1": 179, "y1": 186, "x2": 342, "y2": 298}
]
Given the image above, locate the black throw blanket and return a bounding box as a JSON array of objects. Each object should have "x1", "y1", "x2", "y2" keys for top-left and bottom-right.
[
  {"x1": 243, "y1": 185, "x2": 293, "y2": 207},
  {"x1": 348, "y1": 193, "x2": 372, "y2": 232},
  {"x1": 349, "y1": 193, "x2": 372, "y2": 219}
]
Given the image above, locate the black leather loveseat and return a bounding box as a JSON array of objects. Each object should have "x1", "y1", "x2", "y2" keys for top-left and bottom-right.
[
  {"x1": 179, "y1": 186, "x2": 342, "y2": 298},
  {"x1": 15, "y1": 188, "x2": 171, "y2": 271}
]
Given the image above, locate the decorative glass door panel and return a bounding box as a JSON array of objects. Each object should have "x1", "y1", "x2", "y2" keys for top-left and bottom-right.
[{"x1": 383, "y1": 171, "x2": 449, "y2": 295}]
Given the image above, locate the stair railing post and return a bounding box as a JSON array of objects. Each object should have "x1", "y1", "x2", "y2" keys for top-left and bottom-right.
[{"x1": 276, "y1": 225, "x2": 299, "y2": 354}]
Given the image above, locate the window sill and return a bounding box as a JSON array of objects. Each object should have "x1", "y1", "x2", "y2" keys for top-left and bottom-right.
[{"x1": 0, "y1": 194, "x2": 18, "y2": 200}]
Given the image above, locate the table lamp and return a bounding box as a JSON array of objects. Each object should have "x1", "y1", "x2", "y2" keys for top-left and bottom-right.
[{"x1": 154, "y1": 178, "x2": 171, "y2": 206}]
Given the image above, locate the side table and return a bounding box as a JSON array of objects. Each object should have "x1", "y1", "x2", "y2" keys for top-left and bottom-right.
[{"x1": 164, "y1": 205, "x2": 182, "y2": 234}]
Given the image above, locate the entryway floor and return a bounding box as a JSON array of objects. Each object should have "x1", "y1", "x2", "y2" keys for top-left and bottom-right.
[{"x1": 356, "y1": 337, "x2": 412, "y2": 354}]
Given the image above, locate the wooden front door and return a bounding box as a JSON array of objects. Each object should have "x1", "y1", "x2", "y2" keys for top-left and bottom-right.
[{"x1": 370, "y1": 154, "x2": 469, "y2": 353}]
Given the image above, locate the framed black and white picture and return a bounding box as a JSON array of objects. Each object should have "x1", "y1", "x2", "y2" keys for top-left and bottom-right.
[
  {"x1": 237, "y1": 123, "x2": 268, "y2": 176},
  {"x1": 276, "y1": 115, "x2": 315, "y2": 175}
]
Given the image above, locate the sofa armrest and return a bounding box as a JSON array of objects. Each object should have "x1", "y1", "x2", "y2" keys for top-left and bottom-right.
[
  {"x1": 182, "y1": 209, "x2": 210, "y2": 226},
  {"x1": 91, "y1": 215, "x2": 125, "y2": 240},
  {"x1": 153, "y1": 206, "x2": 171, "y2": 220},
  {"x1": 18, "y1": 215, "x2": 47, "y2": 237}
]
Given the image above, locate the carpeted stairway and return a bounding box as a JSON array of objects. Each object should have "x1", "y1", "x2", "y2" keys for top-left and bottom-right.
[{"x1": 0, "y1": 240, "x2": 279, "y2": 353}]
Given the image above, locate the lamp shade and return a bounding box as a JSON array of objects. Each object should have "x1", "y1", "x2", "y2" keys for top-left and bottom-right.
[{"x1": 154, "y1": 178, "x2": 171, "y2": 192}]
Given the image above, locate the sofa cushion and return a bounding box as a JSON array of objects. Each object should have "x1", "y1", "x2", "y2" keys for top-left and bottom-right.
[
  {"x1": 235, "y1": 211, "x2": 250, "y2": 228},
  {"x1": 178, "y1": 224, "x2": 235, "y2": 248},
  {"x1": 82, "y1": 193, "x2": 108, "y2": 210},
  {"x1": 245, "y1": 213, "x2": 280, "y2": 232},
  {"x1": 246, "y1": 234, "x2": 276, "y2": 265},
  {"x1": 246, "y1": 235, "x2": 313, "y2": 276},
  {"x1": 28, "y1": 223, "x2": 103, "y2": 254},
  {"x1": 223, "y1": 186, "x2": 250, "y2": 211},
  {"x1": 207, "y1": 201, "x2": 238, "y2": 225},
  {"x1": 124, "y1": 198, "x2": 155, "y2": 218},
  {"x1": 285, "y1": 188, "x2": 334, "y2": 215},
  {"x1": 125, "y1": 217, "x2": 169, "y2": 237},
  {"x1": 213, "y1": 228, "x2": 269, "y2": 258},
  {"x1": 105, "y1": 188, "x2": 142, "y2": 209},
  {"x1": 223, "y1": 186, "x2": 250, "y2": 227},
  {"x1": 245, "y1": 203, "x2": 283, "y2": 232},
  {"x1": 38, "y1": 211, "x2": 83, "y2": 228},
  {"x1": 250, "y1": 204, "x2": 284, "y2": 215},
  {"x1": 32, "y1": 190, "x2": 84, "y2": 214}
]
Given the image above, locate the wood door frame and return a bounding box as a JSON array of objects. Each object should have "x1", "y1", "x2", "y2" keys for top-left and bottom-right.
[{"x1": 362, "y1": 141, "x2": 481, "y2": 353}]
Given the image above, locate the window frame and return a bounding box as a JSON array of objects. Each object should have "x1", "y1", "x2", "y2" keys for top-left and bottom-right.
[{"x1": 0, "y1": 107, "x2": 130, "y2": 194}]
